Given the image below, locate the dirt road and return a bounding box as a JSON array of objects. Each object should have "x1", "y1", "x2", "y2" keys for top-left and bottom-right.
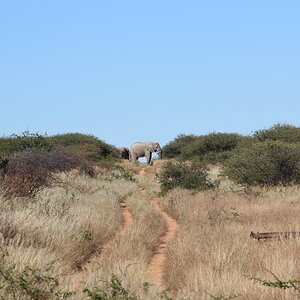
[{"x1": 138, "y1": 167, "x2": 178, "y2": 286}]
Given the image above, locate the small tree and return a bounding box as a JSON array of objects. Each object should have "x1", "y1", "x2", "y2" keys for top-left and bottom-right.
[
  {"x1": 222, "y1": 141, "x2": 300, "y2": 186},
  {"x1": 158, "y1": 161, "x2": 218, "y2": 194}
]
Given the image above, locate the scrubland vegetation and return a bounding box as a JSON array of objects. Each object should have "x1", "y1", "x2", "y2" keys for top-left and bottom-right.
[
  {"x1": 160, "y1": 185, "x2": 300, "y2": 299},
  {"x1": 1, "y1": 124, "x2": 300, "y2": 299}
]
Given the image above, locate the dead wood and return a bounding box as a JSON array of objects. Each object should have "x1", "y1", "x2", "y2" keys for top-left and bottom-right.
[{"x1": 250, "y1": 231, "x2": 300, "y2": 241}]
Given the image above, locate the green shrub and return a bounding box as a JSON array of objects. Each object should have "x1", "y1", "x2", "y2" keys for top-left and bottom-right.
[
  {"x1": 180, "y1": 133, "x2": 248, "y2": 163},
  {"x1": 163, "y1": 133, "x2": 250, "y2": 163},
  {"x1": 162, "y1": 134, "x2": 198, "y2": 158},
  {"x1": 83, "y1": 275, "x2": 173, "y2": 300},
  {"x1": 109, "y1": 165, "x2": 136, "y2": 182},
  {"x1": 0, "y1": 132, "x2": 119, "y2": 162},
  {"x1": 49, "y1": 133, "x2": 118, "y2": 161},
  {"x1": 0, "y1": 131, "x2": 52, "y2": 156},
  {"x1": 0, "y1": 263, "x2": 74, "y2": 299},
  {"x1": 158, "y1": 161, "x2": 218, "y2": 194},
  {"x1": 222, "y1": 141, "x2": 300, "y2": 186},
  {"x1": 83, "y1": 275, "x2": 138, "y2": 300},
  {"x1": 254, "y1": 123, "x2": 300, "y2": 143},
  {"x1": 206, "y1": 293, "x2": 240, "y2": 300},
  {"x1": 251, "y1": 269, "x2": 300, "y2": 293}
]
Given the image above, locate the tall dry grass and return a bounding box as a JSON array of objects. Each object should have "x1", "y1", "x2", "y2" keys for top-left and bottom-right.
[
  {"x1": 2, "y1": 159, "x2": 300, "y2": 299},
  {"x1": 0, "y1": 170, "x2": 138, "y2": 296},
  {"x1": 161, "y1": 184, "x2": 300, "y2": 299},
  {"x1": 80, "y1": 164, "x2": 167, "y2": 299}
]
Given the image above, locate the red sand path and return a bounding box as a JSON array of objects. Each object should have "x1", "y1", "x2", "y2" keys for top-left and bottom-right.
[{"x1": 138, "y1": 167, "x2": 178, "y2": 286}]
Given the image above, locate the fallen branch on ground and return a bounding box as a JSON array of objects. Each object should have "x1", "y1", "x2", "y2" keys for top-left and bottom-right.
[{"x1": 250, "y1": 231, "x2": 300, "y2": 241}]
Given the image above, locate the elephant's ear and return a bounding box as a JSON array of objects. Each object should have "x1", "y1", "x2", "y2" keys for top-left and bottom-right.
[{"x1": 147, "y1": 145, "x2": 155, "y2": 152}]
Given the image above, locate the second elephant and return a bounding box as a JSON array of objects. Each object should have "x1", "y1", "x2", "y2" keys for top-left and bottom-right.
[
  {"x1": 130, "y1": 142, "x2": 162, "y2": 164},
  {"x1": 118, "y1": 147, "x2": 130, "y2": 159}
]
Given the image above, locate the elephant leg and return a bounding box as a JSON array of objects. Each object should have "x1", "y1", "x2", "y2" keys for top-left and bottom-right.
[
  {"x1": 131, "y1": 154, "x2": 138, "y2": 161},
  {"x1": 146, "y1": 152, "x2": 152, "y2": 164}
]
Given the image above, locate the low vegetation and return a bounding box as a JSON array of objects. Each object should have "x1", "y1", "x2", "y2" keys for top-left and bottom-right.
[
  {"x1": 81, "y1": 169, "x2": 166, "y2": 299},
  {"x1": 0, "y1": 131, "x2": 52, "y2": 156},
  {"x1": 0, "y1": 262, "x2": 74, "y2": 300},
  {"x1": 160, "y1": 185, "x2": 300, "y2": 299},
  {"x1": 158, "y1": 161, "x2": 218, "y2": 194},
  {"x1": 1, "y1": 148, "x2": 95, "y2": 197},
  {"x1": 254, "y1": 123, "x2": 300, "y2": 143},
  {"x1": 163, "y1": 133, "x2": 250, "y2": 163},
  {"x1": 0, "y1": 131, "x2": 117, "y2": 168},
  {"x1": 0, "y1": 169, "x2": 137, "y2": 299},
  {"x1": 0, "y1": 131, "x2": 119, "y2": 198},
  {"x1": 222, "y1": 140, "x2": 300, "y2": 186},
  {"x1": 162, "y1": 134, "x2": 198, "y2": 159},
  {"x1": 1, "y1": 124, "x2": 300, "y2": 299},
  {"x1": 48, "y1": 133, "x2": 118, "y2": 161}
]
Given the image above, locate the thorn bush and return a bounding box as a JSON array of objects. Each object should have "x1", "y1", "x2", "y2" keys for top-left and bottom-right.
[
  {"x1": 0, "y1": 263, "x2": 74, "y2": 299},
  {"x1": 162, "y1": 133, "x2": 250, "y2": 163},
  {"x1": 222, "y1": 140, "x2": 300, "y2": 186},
  {"x1": 158, "y1": 161, "x2": 218, "y2": 194},
  {"x1": 0, "y1": 148, "x2": 95, "y2": 198},
  {"x1": 254, "y1": 123, "x2": 300, "y2": 143}
]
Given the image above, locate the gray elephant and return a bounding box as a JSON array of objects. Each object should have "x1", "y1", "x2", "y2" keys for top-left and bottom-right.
[
  {"x1": 129, "y1": 142, "x2": 162, "y2": 164},
  {"x1": 118, "y1": 147, "x2": 130, "y2": 159}
]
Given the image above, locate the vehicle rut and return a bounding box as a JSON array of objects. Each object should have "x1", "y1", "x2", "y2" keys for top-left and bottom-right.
[{"x1": 138, "y1": 167, "x2": 178, "y2": 286}]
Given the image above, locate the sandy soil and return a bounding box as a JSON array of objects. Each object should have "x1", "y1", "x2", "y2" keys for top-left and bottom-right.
[
  {"x1": 147, "y1": 195, "x2": 177, "y2": 286},
  {"x1": 138, "y1": 167, "x2": 178, "y2": 286}
]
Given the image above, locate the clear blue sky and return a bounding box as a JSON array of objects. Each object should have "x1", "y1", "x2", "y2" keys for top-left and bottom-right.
[{"x1": 0, "y1": 1, "x2": 299, "y2": 147}]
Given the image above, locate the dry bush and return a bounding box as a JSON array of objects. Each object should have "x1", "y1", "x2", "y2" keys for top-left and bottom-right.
[
  {"x1": 0, "y1": 148, "x2": 95, "y2": 197},
  {"x1": 0, "y1": 210, "x2": 17, "y2": 244}
]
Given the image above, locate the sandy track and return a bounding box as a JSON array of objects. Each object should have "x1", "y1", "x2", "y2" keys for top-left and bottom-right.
[
  {"x1": 74, "y1": 165, "x2": 176, "y2": 291},
  {"x1": 120, "y1": 199, "x2": 134, "y2": 225},
  {"x1": 73, "y1": 198, "x2": 133, "y2": 291},
  {"x1": 138, "y1": 167, "x2": 178, "y2": 286},
  {"x1": 147, "y1": 195, "x2": 177, "y2": 286}
]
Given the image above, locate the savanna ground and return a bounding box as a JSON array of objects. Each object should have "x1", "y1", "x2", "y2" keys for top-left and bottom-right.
[{"x1": 1, "y1": 159, "x2": 300, "y2": 299}]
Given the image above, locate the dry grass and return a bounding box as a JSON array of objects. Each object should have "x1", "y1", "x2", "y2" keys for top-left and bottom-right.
[
  {"x1": 1, "y1": 160, "x2": 300, "y2": 299},
  {"x1": 161, "y1": 184, "x2": 300, "y2": 299},
  {"x1": 80, "y1": 164, "x2": 167, "y2": 299},
  {"x1": 0, "y1": 170, "x2": 137, "y2": 296}
]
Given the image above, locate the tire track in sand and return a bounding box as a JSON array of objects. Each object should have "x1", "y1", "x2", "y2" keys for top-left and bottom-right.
[
  {"x1": 138, "y1": 167, "x2": 178, "y2": 287},
  {"x1": 73, "y1": 198, "x2": 133, "y2": 291}
]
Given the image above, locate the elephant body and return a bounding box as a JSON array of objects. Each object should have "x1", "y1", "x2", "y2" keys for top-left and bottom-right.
[
  {"x1": 118, "y1": 147, "x2": 130, "y2": 159},
  {"x1": 130, "y1": 142, "x2": 162, "y2": 164}
]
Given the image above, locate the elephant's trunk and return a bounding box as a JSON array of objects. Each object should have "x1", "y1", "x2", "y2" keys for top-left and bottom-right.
[{"x1": 158, "y1": 150, "x2": 162, "y2": 159}]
